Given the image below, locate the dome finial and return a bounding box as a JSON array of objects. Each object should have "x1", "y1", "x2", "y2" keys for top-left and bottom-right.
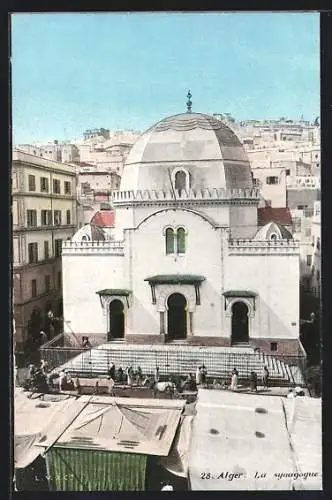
[{"x1": 186, "y1": 90, "x2": 192, "y2": 113}]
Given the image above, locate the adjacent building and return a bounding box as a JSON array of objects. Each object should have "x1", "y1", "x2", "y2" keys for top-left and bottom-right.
[{"x1": 12, "y1": 150, "x2": 78, "y2": 353}]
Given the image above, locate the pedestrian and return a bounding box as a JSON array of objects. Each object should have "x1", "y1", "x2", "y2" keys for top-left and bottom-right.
[
  {"x1": 195, "y1": 366, "x2": 202, "y2": 386},
  {"x1": 295, "y1": 386, "x2": 305, "y2": 397},
  {"x1": 47, "y1": 309, "x2": 54, "y2": 320},
  {"x1": 201, "y1": 365, "x2": 207, "y2": 386},
  {"x1": 117, "y1": 367, "x2": 124, "y2": 383},
  {"x1": 262, "y1": 366, "x2": 269, "y2": 389},
  {"x1": 39, "y1": 330, "x2": 48, "y2": 345},
  {"x1": 161, "y1": 481, "x2": 174, "y2": 491},
  {"x1": 108, "y1": 362, "x2": 116, "y2": 380},
  {"x1": 230, "y1": 368, "x2": 238, "y2": 391},
  {"x1": 82, "y1": 336, "x2": 91, "y2": 348},
  {"x1": 40, "y1": 359, "x2": 49, "y2": 376},
  {"x1": 58, "y1": 370, "x2": 66, "y2": 392},
  {"x1": 127, "y1": 366, "x2": 134, "y2": 386},
  {"x1": 28, "y1": 364, "x2": 36, "y2": 379},
  {"x1": 154, "y1": 366, "x2": 160, "y2": 383},
  {"x1": 136, "y1": 366, "x2": 143, "y2": 385},
  {"x1": 250, "y1": 371, "x2": 258, "y2": 392},
  {"x1": 287, "y1": 388, "x2": 295, "y2": 398},
  {"x1": 107, "y1": 376, "x2": 115, "y2": 396},
  {"x1": 73, "y1": 376, "x2": 81, "y2": 395}
]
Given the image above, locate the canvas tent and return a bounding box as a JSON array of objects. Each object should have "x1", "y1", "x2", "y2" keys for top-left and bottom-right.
[
  {"x1": 188, "y1": 389, "x2": 322, "y2": 491},
  {"x1": 14, "y1": 388, "x2": 76, "y2": 470},
  {"x1": 33, "y1": 395, "x2": 187, "y2": 491}
]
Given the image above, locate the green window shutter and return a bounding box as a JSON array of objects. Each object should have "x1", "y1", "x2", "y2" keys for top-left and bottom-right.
[
  {"x1": 177, "y1": 228, "x2": 186, "y2": 254},
  {"x1": 46, "y1": 448, "x2": 147, "y2": 491},
  {"x1": 166, "y1": 228, "x2": 175, "y2": 254}
]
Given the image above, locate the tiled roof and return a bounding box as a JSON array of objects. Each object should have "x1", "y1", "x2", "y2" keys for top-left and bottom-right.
[
  {"x1": 258, "y1": 207, "x2": 292, "y2": 226},
  {"x1": 90, "y1": 210, "x2": 115, "y2": 227}
]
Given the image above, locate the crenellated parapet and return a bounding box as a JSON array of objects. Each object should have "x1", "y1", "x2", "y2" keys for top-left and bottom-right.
[
  {"x1": 112, "y1": 187, "x2": 260, "y2": 206},
  {"x1": 228, "y1": 239, "x2": 300, "y2": 255},
  {"x1": 62, "y1": 240, "x2": 125, "y2": 256}
]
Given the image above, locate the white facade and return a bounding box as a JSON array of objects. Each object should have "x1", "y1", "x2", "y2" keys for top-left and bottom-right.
[{"x1": 62, "y1": 112, "x2": 301, "y2": 356}]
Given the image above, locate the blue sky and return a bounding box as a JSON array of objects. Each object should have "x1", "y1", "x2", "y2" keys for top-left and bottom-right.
[{"x1": 11, "y1": 12, "x2": 320, "y2": 144}]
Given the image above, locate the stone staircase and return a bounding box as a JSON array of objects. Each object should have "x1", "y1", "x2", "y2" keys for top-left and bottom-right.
[{"x1": 49, "y1": 343, "x2": 305, "y2": 386}]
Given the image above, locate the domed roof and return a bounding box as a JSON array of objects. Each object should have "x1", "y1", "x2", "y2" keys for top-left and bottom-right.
[
  {"x1": 254, "y1": 222, "x2": 293, "y2": 241},
  {"x1": 71, "y1": 223, "x2": 106, "y2": 242},
  {"x1": 121, "y1": 112, "x2": 253, "y2": 191}
]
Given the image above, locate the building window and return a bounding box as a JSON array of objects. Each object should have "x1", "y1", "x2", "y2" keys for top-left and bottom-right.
[
  {"x1": 165, "y1": 227, "x2": 186, "y2": 254},
  {"x1": 305, "y1": 228, "x2": 311, "y2": 238},
  {"x1": 53, "y1": 179, "x2": 61, "y2": 194},
  {"x1": 316, "y1": 237, "x2": 320, "y2": 251},
  {"x1": 172, "y1": 168, "x2": 191, "y2": 192},
  {"x1": 316, "y1": 270, "x2": 320, "y2": 283},
  {"x1": 44, "y1": 241, "x2": 49, "y2": 260},
  {"x1": 40, "y1": 177, "x2": 49, "y2": 192},
  {"x1": 166, "y1": 228, "x2": 175, "y2": 254},
  {"x1": 41, "y1": 210, "x2": 52, "y2": 226},
  {"x1": 306, "y1": 255, "x2": 312, "y2": 267},
  {"x1": 28, "y1": 175, "x2": 36, "y2": 191},
  {"x1": 285, "y1": 169, "x2": 290, "y2": 176},
  {"x1": 13, "y1": 237, "x2": 20, "y2": 264},
  {"x1": 44, "y1": 275, "x2": 51, "y2": 293},
  {"x1": 270, "y1": 233, "x2": 278, "y2": 241},
  {"x1": 28, "y1": 242, "x2": 38, "y2": 263},
  {"x1": 55, "y1": 239, "x2": 63, "y2": 258},
  {"x1": 174, "y1": 171, "x2": 187, "y2": 191},
  {"x1": 177, "y1": 227, "x2": 186, "y2": 254},
  {"x1": 66, "y1": 210, "x2": 71, "y2": 225},
  {"x1": 270, "y1": 342, "x2": 278, "y2": 352},
  {"x1": 54, "y1": 210, "x2": 62, "y2": 226},
  {"x1": 57, "y1": 271, "x2": 62, "y2": 289},
  {"x1": 27, "y1": 210, "x2": 37, "y2": 227},
  {"x1": 31, "y1": 279, "x2": 37, "y2": 297},
  {"x1": 64, "y1": 181, "x2": 71, "y2": 194},
  {"x1": 266, "y1": 176, "x2": 279, "y2": 185}
]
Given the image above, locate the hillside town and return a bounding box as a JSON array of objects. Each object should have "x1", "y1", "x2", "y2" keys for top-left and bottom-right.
[{"x1": 13, "y1": 105, "x2": 321, "y2": 491}]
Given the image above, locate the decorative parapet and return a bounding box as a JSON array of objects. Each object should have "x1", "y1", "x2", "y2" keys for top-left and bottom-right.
[
  {"x1": 228, "y1": 239, "x2": 300, "y2": 255},
  {"x1": 111, "y1": 187, "x2": 260, "y2": 206},
  {"x1": 62, "y1": 240, "x2": 125, "y2": 255}
]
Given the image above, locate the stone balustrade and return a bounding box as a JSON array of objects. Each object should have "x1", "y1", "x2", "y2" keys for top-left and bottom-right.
[
  {"x1": 228, "y1": 239, "x2": 300, "y2": 255},
  {"x1": 62, "y1": 240, "x2": 124, "y2": 255}
]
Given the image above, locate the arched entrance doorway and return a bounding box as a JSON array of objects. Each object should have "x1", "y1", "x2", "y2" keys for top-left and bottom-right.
[
  {"x1": 167, "y1": 293, "x2": 187, "y2": 340},
  {"x1": 231, "y1": 301, "x2": 249, "y2": 344},
  {"x1": 108, "y1": 300, "x2": 124, "y2": 341}
]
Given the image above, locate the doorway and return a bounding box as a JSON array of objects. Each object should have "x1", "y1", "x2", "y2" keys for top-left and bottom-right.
[
  {"x1": 108, "y1": 300, "x2": 124, "y2": 341},
  {"x1": 167, "y1": 293, "x2": 187, "y2": 340},
  {"x1": 231, "y1": 301, "x2": 249, "y2": 344}
]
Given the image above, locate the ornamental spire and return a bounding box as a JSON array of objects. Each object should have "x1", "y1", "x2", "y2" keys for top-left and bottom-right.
[{"x1": 186, "y1": 90, "x2": 192, "y2": 113}]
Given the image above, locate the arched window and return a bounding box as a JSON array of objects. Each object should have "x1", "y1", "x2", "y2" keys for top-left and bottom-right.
[
  {"x1": 177, "y1": 227, "x2": 186, "y2": 254},
  {"x1": 166, "y1": 228, "x2": 175, "y2": 254},
  {"x1": 316, "y1": 237, "x2": 320, "y2": 250},
  {"x1": 174, "y1": 171, "x2": 187, "y2": 192},
  {"x1": 270, "y1": 233, "x2": 278, "y2": 241}
]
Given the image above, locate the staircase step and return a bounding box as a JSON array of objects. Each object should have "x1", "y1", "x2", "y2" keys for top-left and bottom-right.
[{"x1": 46, "y1": 343, "x2": 304, "y2": 386}]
